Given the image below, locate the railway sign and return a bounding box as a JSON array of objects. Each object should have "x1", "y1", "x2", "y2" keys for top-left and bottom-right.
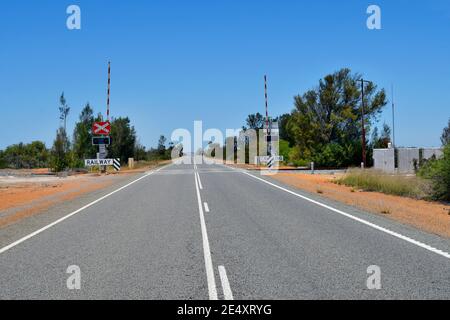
[
  {"x1": 92, "y1": 121, "x2": 111, "y2": 135},
  {"x1": 84, "y1": 158, "x2": 120, "y2": 171},
  {"x1": 92, "y1": 136, "x2": 111, "y2": 145},
  {"x1": 84, "y1": 159, "x2": 114, "y2": 166}
]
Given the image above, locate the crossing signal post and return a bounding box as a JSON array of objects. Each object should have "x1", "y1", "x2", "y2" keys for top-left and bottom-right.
[{"x1": 260, "y1": 75, "x2": 283, "y2": 170}]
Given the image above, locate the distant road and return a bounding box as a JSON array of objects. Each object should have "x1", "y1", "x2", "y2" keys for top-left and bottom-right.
[{"x1": 0, "y1": 157, "x2": 449, "y2": 299}]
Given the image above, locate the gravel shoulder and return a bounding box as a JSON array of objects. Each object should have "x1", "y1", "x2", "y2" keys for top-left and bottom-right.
[
  {"x1": 270, "y1": 172, "x2": 450, "y2": 239},
  {"x1": 0, "y1": 168, "x2": 160, "y2": 249}
]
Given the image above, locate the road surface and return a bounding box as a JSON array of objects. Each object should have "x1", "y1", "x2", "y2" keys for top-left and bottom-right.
[{"x1": 0, "y1": 157, "x2": 449, "y2": 299}]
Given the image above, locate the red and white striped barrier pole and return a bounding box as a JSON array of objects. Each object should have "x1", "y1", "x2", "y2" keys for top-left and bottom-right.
[
  {"x1": 264, "y1": 75, "x2": 271, "y2": 156},
  {"x1": 107, "y1": 61, "x2": 111, "y2": 122}
]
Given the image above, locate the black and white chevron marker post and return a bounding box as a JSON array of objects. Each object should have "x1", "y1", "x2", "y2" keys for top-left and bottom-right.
[
  {"x1": 267, "y1": 156, "x2": 275, "y2": 169},
  {"x1": 113, "y1": 158, "x2": 121, "y2": 171}
]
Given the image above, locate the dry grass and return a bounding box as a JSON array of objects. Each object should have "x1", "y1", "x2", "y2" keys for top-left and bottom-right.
[{"x1": 337, "y1": 169, "x2": 431, "y2": 199}]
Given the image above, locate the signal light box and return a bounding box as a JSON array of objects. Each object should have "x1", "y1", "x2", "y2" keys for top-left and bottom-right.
[{"x1": 92, "y1": 136, "x2": 111, "y2": 145}]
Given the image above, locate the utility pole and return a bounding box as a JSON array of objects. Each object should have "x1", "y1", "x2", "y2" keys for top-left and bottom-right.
[{"x1": 360, "y1": 79, "x2": 372, "y2": 168}]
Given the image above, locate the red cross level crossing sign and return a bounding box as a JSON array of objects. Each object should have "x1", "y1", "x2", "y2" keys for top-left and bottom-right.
[{"x1": 92, "y1": 121, "x2": 111, "y2": 135}]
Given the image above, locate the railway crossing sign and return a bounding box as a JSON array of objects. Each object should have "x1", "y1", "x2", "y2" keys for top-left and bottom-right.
[{"x1": 92, "y1": 121, "x2": 111, "y2": 135}]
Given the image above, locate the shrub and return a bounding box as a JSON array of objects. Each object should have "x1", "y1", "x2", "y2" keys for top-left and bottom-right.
[
  {"x1": 279, "y1": 139, "x2": 291, "y2": 164},
  {"x1": 418, "y1": 144, "x2": 450, "y2": 201}
]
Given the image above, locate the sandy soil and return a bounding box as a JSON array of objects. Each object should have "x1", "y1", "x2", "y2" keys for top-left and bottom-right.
[
  {"x1": 0, "y1": 161, "x2": 168, "y2": 229},
  {"x1": 0, "y1": 174, "x2": 125, "y2": 228},
  {"x1": 271, "y1": 172, "x2": 450, "y2": 239}
]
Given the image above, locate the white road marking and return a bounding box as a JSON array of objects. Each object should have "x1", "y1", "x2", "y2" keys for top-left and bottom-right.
[
  {"x1": 241, "y1": 171, "x2": 450, "y2": 260},
  {"x1": 196, "y1": 172, "x2": 203, "y2": 190},
  {"x1": 218, "y1": 266, "x2": 234, "y2": 300},
  {"x1": 193, "y1": 158, "x2": 198, "y2": 170},
  {"x1": 204, "y1": 202, "x2": 210, "y2": 213},
  {"x1": 0, "y1": 164, "x2": 171, "y2": 255},
  {"x1": 194, "y1": 173, "x2": 218, "y2": 300}
]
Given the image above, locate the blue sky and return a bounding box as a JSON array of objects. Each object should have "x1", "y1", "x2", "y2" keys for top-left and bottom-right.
[{"x1": 0, "y1": 0, "x2": 449, "y2": 149}]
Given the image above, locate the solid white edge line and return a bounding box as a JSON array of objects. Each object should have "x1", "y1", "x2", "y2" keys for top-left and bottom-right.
[
  {"x1": 218, "y1": 266, "x2": 234, "y2": 300},
  {"x1": 194, "y1": 173, "x2": 218, "y2": 300},
  {"x1": 0, "y1": 166, "x2": 170, "y2": 255},
  {"x1": 240, "y1": 171, "x2": 450, "y2": 260},
  {"x1": 204, "y1": 202, "x2": 210, "y2": 213}
]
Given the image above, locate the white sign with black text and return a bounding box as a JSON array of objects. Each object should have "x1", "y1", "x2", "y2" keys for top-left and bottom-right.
[{"x1": 84, "y1": 159, "x2": 114, "y2": 167}]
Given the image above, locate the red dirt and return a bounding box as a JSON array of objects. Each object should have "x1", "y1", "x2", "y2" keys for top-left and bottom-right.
[{"x1": 0, "y1": 175, "x2": 115, "y2": 228}]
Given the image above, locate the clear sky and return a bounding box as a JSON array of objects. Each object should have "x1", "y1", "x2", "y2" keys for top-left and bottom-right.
[{"x1": 1, "y1": 0, "x2": 449, "y2": 149}]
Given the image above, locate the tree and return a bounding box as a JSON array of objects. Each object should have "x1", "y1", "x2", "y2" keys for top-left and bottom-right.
[
  {"x1": 108, "y1": 117, "x2": 137, "y2": 164},
  {"x1": 49, "y1": 128, "x2": 70, "y2": 172},
  {"x1": 441, "y1": 118, "x2": 450, "y2": 146},
  {"x1": 244, "y1": 113, "x2": 265, "y2": 130},
  {"x1": 59, "y1": 92, "x2": 70, "y2": 134},
  {"x1": 278, "y1": 113, "x2": 292, "y2": 144},
  {"x1": 26, "y1": 141, "x2": 49, "y2": 168},
  {"x1": 372, "y1": 123, "x2": 391, "y2": 149},
  {"x1": 0, "y1": 150, "x2": 6, "y2": 169},
  {"x1": 73, "y1": 103, "x2": 96, "y2": 164},
  {"x1": 0, "y1": 141, "x2": 49, "y2": 169},
  {"x1": 134, "y1": 141, "x2": 147, "y2": 161},
  {"x1": 242, "y1": 113, "x2": 266, "y2": 162},
  {"x1": 157, "y1": 135, "x2": 167, "y2": 156},
  {"x1": 286, "y1": 68, "x2": 387, "y2": 166}
]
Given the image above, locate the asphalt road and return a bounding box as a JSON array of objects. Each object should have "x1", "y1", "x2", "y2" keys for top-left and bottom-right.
[{"x1": 0, "y1": 157, "x2": 449, "y2": 299}]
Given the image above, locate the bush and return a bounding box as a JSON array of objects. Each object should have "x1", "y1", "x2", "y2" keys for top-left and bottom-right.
[
  {"x1": 286, "y1": 146, "x2": 310, "y2": 167},
  {"x1": 338, "y1": 169, "x2": 431, "y2": 199},
  {"x1": 418, "y1": 144, "x2": 450, "y2": 201},
  {"x1": 279, "y1": 139, "x2": 291, "y2": 164},
  {"x1": 0, "y1": 150, "x2": 6, "y2": 169}
]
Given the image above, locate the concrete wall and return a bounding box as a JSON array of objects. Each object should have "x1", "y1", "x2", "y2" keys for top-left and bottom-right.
[
  {"x1": 422, "y1": 148, "x2": 443, "y2": 160},
  {"x1": 397, "y1": 148, "x2": 420, "y2": 173},
  {"x1": 373, "y1": 147, "x2": 443, "y2": 174},
  {"x1": 373, "y1": 148, "x2": 395, "y2": 173}
]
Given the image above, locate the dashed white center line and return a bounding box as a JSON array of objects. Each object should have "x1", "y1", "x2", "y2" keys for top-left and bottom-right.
[
  {"x1": 218, "y1": 266, "x2": 234, "y2": 300},
  {"x1": 204, "y1": 202, "x2": 210, "y2": 213},
  {"x1": 194, "y1": 172, "x2": 218, "y2": 300},
  {"x1": 196, "y1": 172, "x2": 203, "y2": 190}
]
